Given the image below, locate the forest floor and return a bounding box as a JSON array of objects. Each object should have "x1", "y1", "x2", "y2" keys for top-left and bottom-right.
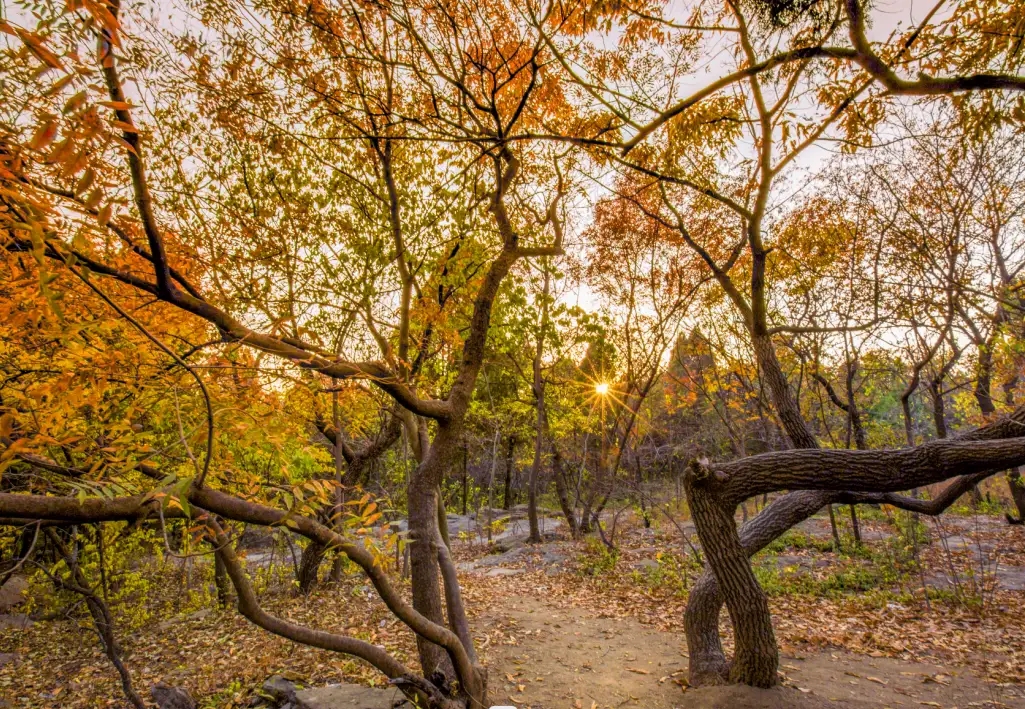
[{"x1": 1, "y1": 502, "x2": 1023, "y2": 708}]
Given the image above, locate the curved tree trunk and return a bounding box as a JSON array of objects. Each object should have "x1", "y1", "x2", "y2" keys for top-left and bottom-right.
[{"x1": 685, "y1": 464, "x2": 777, "y2": 687}]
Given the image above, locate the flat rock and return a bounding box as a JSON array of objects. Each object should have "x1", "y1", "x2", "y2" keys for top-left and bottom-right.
[
  {"x1": 295, "y1": 683, "x2": 408, "y2": 709},
  {"x1": 0, "y1": 613, "x2": 33, "y2": 630},
  {"x1": 629, "y1": 559, "x2": 659, "y2": 572},
  {"x1": 492, "y1": 534, "x2": 528, "y2": 553},
  {"x1": 477, "y1": 547, "x2": 525, "y2": 567},
  {"x1": 926, "y1": 565, "x2": 1025, "y2": 591},
  {"x1": 542, "y1": 551, "x2": 569, "y2": 565},
  {"x1": 0, "y1": 653, "x2": 19, "y2": 669},
  {"x1": 485, "y1": 567, "x2": 524, "y2": 577},
  {"x1": 0, "y1": 576, "x2": 28, "y2": 611}
]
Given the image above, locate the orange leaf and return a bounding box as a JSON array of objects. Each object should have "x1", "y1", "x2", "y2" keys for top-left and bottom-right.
[{"x1": 29, "y1": 120, "x2": 58, "y2": 151}]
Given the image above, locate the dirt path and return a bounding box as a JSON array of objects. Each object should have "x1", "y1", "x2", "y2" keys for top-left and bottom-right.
[{"x1": 479, "y1": 595, "x2": 1025, "y2": 709}]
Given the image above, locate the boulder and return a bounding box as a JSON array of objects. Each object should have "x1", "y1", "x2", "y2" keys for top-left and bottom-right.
[
  {"x1": 492, "y1": 535, "x2": 528, "y2": 553},
  {"x1": 0, "y1": 613, "x2": 33, "y2": 630},
  {"x1": 263, "y1": 675, "x2": 301, "y2": 704},
  {"x1": 485, "y1": 567, "x2": 524, "y2": 578},
  {"x1": 295, "y1": 683, "x2": 408, "y2": 709},
  {"x1": 151, "y1": 683, "x2": 197, "y2": 709},
  {"x1": 629, "y1": 559, "x2": 659, "y2": 573},
  {"x1": 477, "y1": 547, "x2": 525, "y2": 567},
  {"x1": 542, "y1": 551, "x2": 569, "y2": 566},
  {"x1": 0, "y1": 576, "x2": 28, "y2": 612}
]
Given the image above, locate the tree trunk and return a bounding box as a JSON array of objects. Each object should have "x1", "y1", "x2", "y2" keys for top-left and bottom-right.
[
  {"x1": 527, "y1": 263, "x2": 551, "y2": 544},
  {"x1": 685, "y1": 491, "x2": 830, "y2": 686},
  {"x1": 407, "y1": 474, "x2": 453, "y2": 680},
  {"x1": 973, "y1": 342, "x2": 1023, "y2": 521},
  {"x1": 930, "y1": 378, "x2": 948, "y2": 439},
  {"x1": 551, "y1": 446, "x2": 579, "y2": 539},
  {"x1": 1007, "y1": 468, "x2": 1025, "y2": 524},
  {"x1": 685, "y1": 466, "x2": 778, "y2": 688},
  {"x1": 437, "y1": 489, "x2": 451, "y2": 549},
  {"x1": 826, "y1": 504, "x2": 841, "y2": 551},
  {"x1": 48, "y1": 530, "x2": 146, "y2": 709},
  {"x1": 502, "y1": 435, "x2": 515, "y2": 510},
  {"x1": 214, "y1": 550, "x2": 230, "y2": 607},
  {"x1": 296, "y1": 540, "x2": 326, "y2": 595},
  {"x1": 683, "y1": 330, "x2": 815, "y2": 687},
  {"x1": 461, "y1": 444, "x2": 469, "y2": 517},
  {"x1": 527, "y1": 412, "x2": 543, "y2": 543}
]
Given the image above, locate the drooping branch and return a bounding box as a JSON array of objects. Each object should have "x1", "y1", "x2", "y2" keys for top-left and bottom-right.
[
  {"x1": 203, "y1": 518, "x2": 415, "y2": 683},
  {"x1": 0, "y1": 486, "x2": 476, "y2": 688}
]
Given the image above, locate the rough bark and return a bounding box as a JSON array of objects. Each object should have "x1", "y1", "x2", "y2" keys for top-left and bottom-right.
[
  {"x1": 407, "y1": 473, "x2": 452, "y2": 679},
  {"x1": 551, "y1": 446, "x2": 579, "y2": 539},
  {"x1": 684, "y1": 470, "x2": 998, "y2": 686},
  {"x1": 685, "y1": 465, "x2": 777, "y2": 688},
  {"x1": 1007, "y1": 468, "x2": 1025, "y2": 524},
  {"x1": 213, "y1": 547, "x2": 230, "y2": 607},
  {"x1": 297, "y1": 540, "x2": 327, "y2": 595}
]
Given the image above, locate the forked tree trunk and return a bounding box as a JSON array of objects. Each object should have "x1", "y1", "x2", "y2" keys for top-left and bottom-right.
[
  {"x1": 685, "y1": 491, "x2": 830, "y2": 685},
  {"x1": 685, "y1": 466, "x2": 778, "y2": 687},
  {"x1": 684, "y1": 332, "x2": 816, "y2": 686}
]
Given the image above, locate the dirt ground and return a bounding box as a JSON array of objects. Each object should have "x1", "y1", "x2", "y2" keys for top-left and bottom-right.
[
  {"x1": 481, "y1": 594, "x2": 1025, "y2": 709},
  {"x1": 1, "y1": 506, "x2": 1023, "y2": 708}
]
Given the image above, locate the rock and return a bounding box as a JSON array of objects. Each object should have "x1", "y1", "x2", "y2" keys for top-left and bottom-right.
[
  {"x1": 0, "y1": 613, "x2": 33, "y2": 630},
  {"x1": 771, "y1": 555, "x2": 831, "y2": 570},
  {"x1": 493, "y1": 535, "x2": 528, "y2": 553},
  {"x1": 263, "y1": 675, "x2": 300, "y2": 704},
  {"x1": 151, "y1": 683, "x2": 197, "y2": 709},
  {"x1": 542, "y1": 551, "x2": 569, "y2": 565},
  {"x1": 0, "y1": 576, "x2": 28, "y2": 611},
  {"x1": 0, "y1": 653, "x2": 18, "y2": 669},
  {"x1": 477, "y1": 547, "x2": 525, "y2": 567},
  {"x1": 295, "y1": 683, "x2": 408, "y2": 709},
  {"x1": 485, "y1": 567, "x2": 524, "y2": 577},
  {"x1": 629, "y1": 559, "x2": 659, "y2": 572}
]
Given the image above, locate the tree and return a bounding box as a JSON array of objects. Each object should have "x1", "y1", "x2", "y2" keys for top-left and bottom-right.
[
  {"x1": 544, "y1": 0, "x2": 1025, "y2": 687},
  {"x1": 0, "y1": 0, "x2": 577, "y2": 704}
]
